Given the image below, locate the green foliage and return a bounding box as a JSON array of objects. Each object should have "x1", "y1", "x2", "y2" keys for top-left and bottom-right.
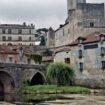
[
  {"x1": 40, "y1": 36, "x2": 46, "y2": 46},
  {"x1": 18, "y1": 94, "x2": 68, "y2": 102},
  {"x1": 20, "y1": 85, "x2": 90, "y2": 93},
  {"x1": 30, "y1": 54, "x2": 42, "y2": 64},
  {"x1": 46, "y1": 62, "x2": 74, "y2": 86},
  {"x1": 21, "y1": 79, "x2": 31, "y2": 86},
  {"x1": 42, "y1": 49, "x2": 53, "y2": 56},
  {"x1": 36, "y1": 28, "x2": 48, "y2": 33}
]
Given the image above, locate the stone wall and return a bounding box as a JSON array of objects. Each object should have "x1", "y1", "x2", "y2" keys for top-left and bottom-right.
[
  {"x1": 0, "y1": 63, "x2": 46, "y2": 93},
  {"x1": 54, "y1": 40, "x2": 105, "y2": 88},
  {"x1": 55, "y1": 1, "x2": 105, "y2": 47}
]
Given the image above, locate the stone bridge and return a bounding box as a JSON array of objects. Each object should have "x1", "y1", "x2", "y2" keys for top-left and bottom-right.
[{"x1": 0, "y1": 63, "x2": 47, "y2": 94}]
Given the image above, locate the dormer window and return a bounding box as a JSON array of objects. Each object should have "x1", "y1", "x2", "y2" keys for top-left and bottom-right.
[{"x1": 78, "y1": 37, "x2": 86, "y2": 44}]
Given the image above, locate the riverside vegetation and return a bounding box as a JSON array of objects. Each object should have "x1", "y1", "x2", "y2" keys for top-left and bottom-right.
[{"x1": 19, "y1": 63, "x2": 91, "y2": 102}]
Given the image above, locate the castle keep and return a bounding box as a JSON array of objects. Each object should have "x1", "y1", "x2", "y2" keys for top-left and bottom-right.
[
  {"x1": 46, "y1": 0, "x2": 105, "y2": 88},
  {"x1": 54, "y1": 0, "x2": 105, "y2": 47}
]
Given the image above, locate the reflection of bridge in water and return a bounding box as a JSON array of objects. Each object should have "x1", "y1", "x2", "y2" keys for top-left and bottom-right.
[{"x1": 0, "y1": 63, "x2": 46, "y2": 94}]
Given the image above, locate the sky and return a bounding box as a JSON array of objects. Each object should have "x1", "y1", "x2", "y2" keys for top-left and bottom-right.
[{"x1": 0, "y1": 0, "x2": 104, "y2": 29}]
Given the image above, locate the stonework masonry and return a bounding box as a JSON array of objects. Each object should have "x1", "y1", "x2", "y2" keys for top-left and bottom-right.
[
  {"x1": 0, "y1": 23, "x2": 35, "y2": 45},
  {"x1": 54, "y1": 0, "x2": 105, "y2": 47}
]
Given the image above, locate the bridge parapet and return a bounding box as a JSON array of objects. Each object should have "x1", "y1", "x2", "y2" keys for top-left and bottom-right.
[{"x1": 0, "y1": 63, "x2": 47, "y2": 91}]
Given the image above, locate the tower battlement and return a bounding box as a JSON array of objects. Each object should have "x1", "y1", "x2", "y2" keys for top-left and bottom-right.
[{"x1": 67, "y1": 0, "x2": 86, "y2": 12}]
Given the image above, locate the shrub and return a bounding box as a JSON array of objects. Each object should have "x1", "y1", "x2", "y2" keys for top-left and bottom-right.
[{"x1": 46, "y1": 62, "x2": 74, "y2": 86}]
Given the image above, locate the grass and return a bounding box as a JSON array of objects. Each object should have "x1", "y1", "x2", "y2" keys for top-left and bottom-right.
[{"x1": 19, "y1": 85, "x2": 90, "y2": 93}]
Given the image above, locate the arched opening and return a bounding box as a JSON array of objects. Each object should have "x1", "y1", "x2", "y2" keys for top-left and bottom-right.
[
  {"x1": 0, "y1": 81, "x2": 4, "y2": 101},
  {"x1": 0, "y1": 81, "x2": 4, "y2": 94},
  {"x1": 0, "y1": 71, "x2": 15, "y2": 94},
  {"x1": 31, "y1": 72, "x2": 45, "y2": 85}
]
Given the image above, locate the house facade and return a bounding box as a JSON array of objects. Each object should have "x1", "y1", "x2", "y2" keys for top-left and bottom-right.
[
  {"x1": 54, "y1": 33, "x2": 105, "y2": 88},
  {"x1": 0, "y1": 45, "x2": 35, "y2": 64},
  {"x1": 0, "y1": 22, "x2": 35, "y2": 45}
]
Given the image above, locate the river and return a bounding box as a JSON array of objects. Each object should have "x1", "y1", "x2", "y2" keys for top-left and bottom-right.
[{"x1": 1, "y1": 93, "x2": 105, "y2": 105}]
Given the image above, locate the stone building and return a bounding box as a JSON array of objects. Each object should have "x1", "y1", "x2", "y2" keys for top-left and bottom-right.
[
  {"x1": 0, "y1": 22, "x2": 35, "y2": 45},
  {"x1": 46, "y1": 27, "x2": 55, "y2": 48},
  {"x1": 54, "y1": 32, "x2": 105, "y2": 88},
  {"x1": 0, "y1": 45, "x2": 35, "y2": 64},
  {"x1": 46, "y1": 0, "x2": 105, "y2": 88},
  {"x1": 55, "y1": 0, "x2": 105, "y2": 47}
]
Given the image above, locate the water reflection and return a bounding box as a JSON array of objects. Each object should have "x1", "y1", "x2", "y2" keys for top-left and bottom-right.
[
  {"x1": 0, "y1": 92, "x2": 4, "y2": 101},
  {"x1": 0, "y1": 93, "x2": 15, "y2": 103},
  {"x1": 1, "y1": 92, "x2": 105, "y2": 105}
]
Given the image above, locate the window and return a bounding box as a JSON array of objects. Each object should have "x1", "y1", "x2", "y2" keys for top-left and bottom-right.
[
  {"x1": 79, "y1": 62, "x2": 83, "y2": 72},
  {"x1": 2, "y1": 36, "x2": 6, "y2": 41},
  {"x1": 2, "y1": 29, "x2": 5, "y2": 34},
  {"x1": 8, "y1": 29, "x2": 11, "y2": 34},
  {"x1": 18, "y1": 36, "x2": 22, "y2": 41},
  {"x1": 29, "y1": 29, "x2": 31, "y2": 34},
  {"x1": 29, "y1": 36, "x2": 31, "y2": 41},
  {"x1": 18, "y1": 29, "x2": 22, "y2": 34},
  {"x1": 8, "y1": 37, "x2": 12, "y2": 41},
  {"x1": 9, "y1": 57, "x2": 13, "y2": 63},
  {"x1": 27, "y1": 58, "x2": 31, "y2": 64},
  {"x1": 90, "y1": 22, "x2": 94, "y2": 27},
  {"x1": 101, "y1": 47, "x2": 105, "y2": 56},
  {"x1": 65, "y1": 58, "x2": 70, "y2": 64},
  {"x1": 79, "y1": 49, "x2": 83, "y2": 58},
  {"x1": 102, "y1": 61, "x2": 105, "y2": 69}
]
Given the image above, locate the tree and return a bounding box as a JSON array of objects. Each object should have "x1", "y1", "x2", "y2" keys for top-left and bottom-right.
[
  {"x1": 42, "y1": 49, "x2": 53, "y2": 56},
  {"x1": 40, "y1": 36, "x2": 46, "y2": 46},
  {"x1": 46, "y1": 62, "x2": 74, "y2": 86},
  {"x1": 30, "y1": 54, "x2": 42, "y2": 64}
]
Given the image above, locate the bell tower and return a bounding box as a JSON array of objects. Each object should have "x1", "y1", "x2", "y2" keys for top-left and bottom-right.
[{"x1": 67, "y1": 0, "x2": 86, "y2": 11}]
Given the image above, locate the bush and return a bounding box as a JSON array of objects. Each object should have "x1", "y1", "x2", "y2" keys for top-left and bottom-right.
[{"x1": 46, "y1": 62, "x2": 74, "y2": 86}]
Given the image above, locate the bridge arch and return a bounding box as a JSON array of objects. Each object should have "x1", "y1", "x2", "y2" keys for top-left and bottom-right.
[
  {"x1": 0, "y1": 71, "x2": 15, "y2": 94},
  {"x1": 31, "y1": 71, "x2": 46, "y2": 85}
]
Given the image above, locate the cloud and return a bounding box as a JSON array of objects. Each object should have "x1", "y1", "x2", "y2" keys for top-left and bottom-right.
[
  {"x1": 0, "y1": 0, "x2": 104, "y2": 29},
  {"x1": 0, "y1": 0, "x2": 67, "y2": 29}
]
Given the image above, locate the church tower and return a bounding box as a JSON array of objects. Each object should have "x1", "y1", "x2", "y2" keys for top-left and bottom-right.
[{"x1": 67, "y1": 0, "x2": 86, "y2": 11}]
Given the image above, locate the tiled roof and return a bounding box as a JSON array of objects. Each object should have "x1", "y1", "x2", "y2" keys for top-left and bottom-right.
[
  {"x1": 54, "y1": 46, "x2": 71, "y2": 53},
  {"x1": 70, "y1": 32, "x2": 105, "y2": 46},
  {"x1": 42, "y1": 56, "x2": 54, "y2": 62},
  {"x1": 0, "y1": 45, "x2": 35, "y2": 55}
]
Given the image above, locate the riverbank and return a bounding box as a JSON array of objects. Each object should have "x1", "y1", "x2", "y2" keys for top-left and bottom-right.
[
  {"x1": 18, "y1": 85, "x2": 93, "y2": 102},
  {"x1": 19, "y1": 85, "x2": 90, "y2": 94}
]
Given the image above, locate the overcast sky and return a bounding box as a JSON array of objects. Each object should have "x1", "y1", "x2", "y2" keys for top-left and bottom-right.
[{"x1": 0, "y1": 0, "x2": 104, "y2": 29}]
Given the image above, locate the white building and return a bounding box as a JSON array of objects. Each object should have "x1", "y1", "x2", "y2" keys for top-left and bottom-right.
[{"x1": 0, "y1": 22, "x2": 35, "y2": 45}]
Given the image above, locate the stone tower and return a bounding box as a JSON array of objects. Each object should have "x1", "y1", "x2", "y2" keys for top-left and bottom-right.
[{"x1": 67, "y1": 0, "x2": 86, "y2": 11}]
